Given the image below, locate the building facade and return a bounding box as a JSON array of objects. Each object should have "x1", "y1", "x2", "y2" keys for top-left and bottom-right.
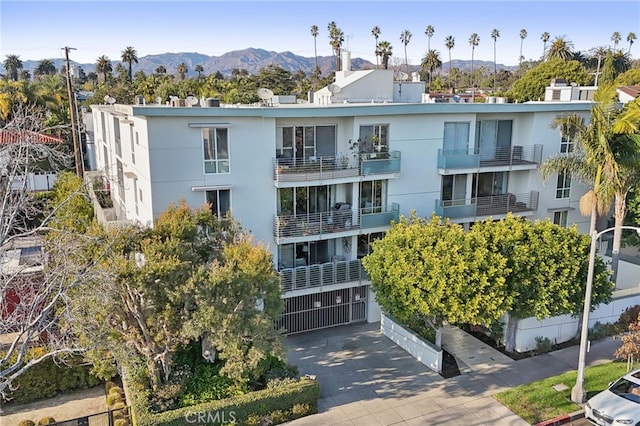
[{"x1": 90, "y1": 67, "x2": 595, "y2": 334}]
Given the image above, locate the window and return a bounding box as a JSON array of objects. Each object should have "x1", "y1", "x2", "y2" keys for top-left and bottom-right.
[
  {"x1": 276, "y1": 125, "x2": 336, "y2": 161},
  {"x1": 277, "y1": 186, "x2": 332, "y2": 216},
  {"x1": 560, "y1": 135, "x2": 573, "y2": 153},
  {"x1": 556, "y1": 172, "x2": 571, "y2": 198},
  {"x1": 552, "y1": 90, "x2": 561, "y2": 101},
  {"x1": 442, "y1": 174, "x2": 467, "y2": 206},
  {"x1": 475, "y1": 120, "x2": 512, "y2": 160},
  {"x1": 113, "y1": 117, "x2": 121, "y2": 157},
  {"x1": 553, "y1": 210, "x2": 568, "y2": 227},
  {"x1": 100, "y1": 112, "x2": 106, "y2": 142},
  {"x1": 359, "y1": 124, "x2": 388, "y2": 153},
  {"x1": 203, "y1": 128, "x2": 230, "y2": 173},
  {"x1": 206, "y1": 189, "x2": 231, "y2": 217},
  {"x1": 116, "y1": 159, "x2": 125, "y2": 202},
  {"x1": 360, "y1": 180, "x2": 385, "y2": 213},
  {"x1": 443, "y1": 122, "x2": 470, "y2": 154},
  {"x1": 130, "y1": 127, "x2": 135, "y2": 164}
]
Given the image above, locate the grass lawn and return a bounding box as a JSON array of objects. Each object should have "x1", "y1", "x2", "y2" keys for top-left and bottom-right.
[{"x1": 493, "y1": 360, "x2": 629, "y2": 424}]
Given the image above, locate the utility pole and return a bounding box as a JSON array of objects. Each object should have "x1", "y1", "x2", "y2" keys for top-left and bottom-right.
[{"x1": 62, "y1": 46, "x2": 83, "y2": 178}]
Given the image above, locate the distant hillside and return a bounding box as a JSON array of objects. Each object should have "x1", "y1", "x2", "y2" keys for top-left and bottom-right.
[{"x1": 5, "y1": 48, "x2": 515, "y2": 77}]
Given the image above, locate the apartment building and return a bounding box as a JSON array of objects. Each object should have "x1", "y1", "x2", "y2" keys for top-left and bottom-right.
[{"x1": 90, "y1": 56, "x2": 595, "y2": 334}]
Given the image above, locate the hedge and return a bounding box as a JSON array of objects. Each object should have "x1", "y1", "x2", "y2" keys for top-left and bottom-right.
[
  {"x1": 125, "y1": 374, "x2": 320, "y2": 426},
  {"x1": 0, "y1": 351, "x2": 101, "y2": 405}
]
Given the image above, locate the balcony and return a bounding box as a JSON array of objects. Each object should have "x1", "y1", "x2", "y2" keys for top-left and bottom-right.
[
  {"x1": 274, "y1": 203, "x2": 399, "y2": 241},
  {"x1": 360, "y1": 151, "x2": 401, "y2": 175},
  {"x1": 85, "y1": 171, "x2": 133, "y2": 230},
  {"x1": 273, "y1": 151, "x2": 401, "y2": 184},
  {"x1": 435, "y1": 191, "x2": 539, "y2": 220},
  {"x1": 279, "y1": 259, "x2": 367, "y2": 292},
  {"x1": 437, "y1": 144, "x2": 543, "y2": 172}
]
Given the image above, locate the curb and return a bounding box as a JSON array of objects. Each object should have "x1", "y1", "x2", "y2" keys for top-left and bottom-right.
[{"x1": 535, "y1": 410, "x2": 584, "y2": 426}]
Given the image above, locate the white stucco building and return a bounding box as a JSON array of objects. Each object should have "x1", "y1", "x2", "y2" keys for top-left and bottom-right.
[{"x1": 90, "y1": 59, "x2": 599, "y2": 335}]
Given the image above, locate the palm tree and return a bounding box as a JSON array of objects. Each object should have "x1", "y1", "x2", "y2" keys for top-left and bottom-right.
[
  {"x1": 611, "y1": 32, "x2": 622, "y2": 50},
  {"x1": 468, "y1": 33, "x2": 479, "y2": 98},
  {"x1": 444, "y1": 36, "x2": 455, "y2": 87},
  {"x1": 491, "y1": 29, "x2": 500, "y2": 90},
  {"x1": 155, "y1": 65, "x2": 167, "y2": 75},
  {"x1": 327, "y1": 21, "x2": 344, "y2": 71},
  {"x1": 34, "y1": 59, "x2": 56, "y2": 77},
  {"x1": 540, "y1": 84, "x2": 640, "y2": 282},
  {"x1": 627, "y1": 32, "x2": 637, "y2": 55},
  {"x1": 376, "y1": 41, "x2": 393, "y2": 70},
  {"x1": 612, "y1": 50, "x2": 631, "y2": 75},
  {"x1": 121, "y1": 46, "x2": 138, "y2": 81},
  {"x1": 195, "y1": 64, "x2": 204, "y2": 79},
  {"x1": 547, "y1": 36, "x2": 574, "y2": 61},
  {"x1": 310, "y1": 25, "x2": 319, "y2": 73},
  {"x1": 541, "y1": 32, "x2": 550, "y2": 59},
  {"x1": 95, "y1": 55, "x2": 112, "y2": 83},
  {"x1": 87, "y1": 72, "x2": 98, "y2": 90},
  {"x1": 176, "y1": 63, "x2": 188, "y2": 80},
  {"x1": 519, "y1": 29, "x2": 528, "y2": 66},
  {"x1": 421, "y1": 49, "x2": 442, "y2": 91},
  {"x1": 400, "y1": 30, "x2": 412, "y2": 70},
  {"x1": 3, "y1": 54, "x2": 23, "y2": 81},
  {"x1": 425, "y1": 25, "x2": 435, "y2": 51},
  {"x1": 371, "y1": 26, "x2": 381, "y2": 68}
]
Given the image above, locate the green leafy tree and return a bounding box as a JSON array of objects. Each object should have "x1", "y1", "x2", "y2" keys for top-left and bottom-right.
[
  {"x1": 376, "y1": 41, "x2": 393, "y2": 70},
  {"x1": 541, "y1": 32, "x2": 550, "y2": 59},
  {"x1": 363, "y1": 214, "x2": 510, "y2": 348},
  {"x1": 425, "y1": 25, "x2": 435, "y2": 51},
  {"x1": 371, "y1": 26, "x2": 381, "y2": 68},
  {"x1": 47, "y1": 172, "x2": 94, "y2": 233},
  {"x1": 74, "y1": 202, "x2": 284, "y2": 390},
  {"x1": 3, "y1": 54, "x2": 23, "y2": 81},
  {"x1": 120, "y1": 46, "x2": 138, "y2": 81},
  {"x1": 507, "y1": 58, "x2": 590, "y2": 102},
  {"x1": 400, "y1": 29, "x2": 412, "y2": 69},
  {"x1": 600, "y1": 51, "x2": 616, "y2": 85},
  {"x1": 541, "y1": 85, "x2": 640, "y2": 282},
  {"x1": 155, "y1": 65, "x2": 166, "y2": 75},
  {"x1": 615, "y1": 68, "x2": 640, "y2": 86},
  {"x1": 95, "y1": 55, "x2": 112, "y2": 83},
  {"x1": 472, "y1": 216, "x2": 611, "y2": 351},
  {"x1": 491, "y1": 29, "x2": 500, "y2": 90}
]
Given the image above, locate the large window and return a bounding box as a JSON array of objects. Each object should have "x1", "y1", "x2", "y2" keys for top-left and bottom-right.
[
  {"x1": 206, "y1": 189, "x2": 231, "y2": 217},
  {"x1": 443, "y1": 122, "x2": 470, "y2": 154},
  {"x1": 276, "y1": 125, "x2": 336, "y2": 160},
  {"x1": 203, "y1": 128, "x2": 230, "y2": 173},
  {"x1": 472, "y1": 172, "x2": 508, "y2": 198},
  {"x1": 560, "y1": 135, "x2": 573, "y2": 153},
  {"x1": 556, "y1": 172, "x2": 571, "y2": 199},
  {"x1": 113, "y1": 117, "x2": 122, "y2": 157},
  {"x1": 278, "y1": 186, "x2": 332, "y2": 216},
  {"x1": 359, "y1": 124, "x2": 388, "y2": 153},
  {"x1": 442, "y1": 174, "x2": 467, "y2": 205},
  {"x1": 360, "y1": 180, "x2": 385, "y2": 213},
  {"x1": 475, "y1": 120, "x2": 512, "y2": 160}
]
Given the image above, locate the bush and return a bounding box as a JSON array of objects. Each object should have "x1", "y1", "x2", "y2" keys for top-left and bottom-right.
[
  {"x1": 114, "y1": 419, "x2": 129, "y2": 426},
  {"x1": 534, "y1": 336, "x2": 553, "y2": 354},
  {"x1": 616, "y1": 305, "x2": 640, "y2": 333},
  {"x1": 109, "y1": 385, "x2": 124, "y2": 395},
  {"x1": 105, "y1": 380, "x2": 117, "y2": 392},
  {"x1": 37, "y1": 417, "x2": 56, "y2": 425},
  {"x1": 17, "y1": 421, "x2": 36, "y2": 426},
  {"x1": 106, "y1": 392, "x2": 123, "y2": 406}
]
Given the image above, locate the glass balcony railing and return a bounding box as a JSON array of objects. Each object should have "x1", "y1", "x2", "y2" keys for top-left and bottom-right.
[
  {"x1": 360, "y1": 203, "x2": 399, "y2": 228},
  {"x1": 279, "y1": 259, "x2": 366, "y2": 292},
  {"x1": 437, "y1": 144, "x2": 542, "y2": 170},
  {"x1": 360, "y1": 151, "x2": 401, "y2": 175},
  {"x1": 435, "y1": 191, "x2": 539, "y2": 219}
]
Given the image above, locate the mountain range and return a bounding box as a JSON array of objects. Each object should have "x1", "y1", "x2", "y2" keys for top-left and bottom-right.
[{"x1": 8, "y1": 48, "x2": 516, "y2": 77}]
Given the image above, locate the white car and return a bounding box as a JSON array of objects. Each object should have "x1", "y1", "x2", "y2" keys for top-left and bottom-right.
[{"x1": 585, "y1": 368, "x2": 640, "y2": 426}]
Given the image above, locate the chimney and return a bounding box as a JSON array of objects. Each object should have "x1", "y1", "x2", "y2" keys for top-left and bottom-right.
[{"x1": 341, "y1": 50, "x2": 351, "y2": 72}]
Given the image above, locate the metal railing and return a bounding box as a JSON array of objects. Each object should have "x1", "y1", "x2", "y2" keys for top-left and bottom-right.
[
  {"x1": 435, "y1": 191, "x2": 539, "y2": 219},
  {"x1": 437, "y1": 144, "x2": 542, "y2": 169},
  {"x1": 279, "y1": 259, "x2": 367, "y2": 292},
  {"x1": 273, "y1": 151, "x2": 401, "y2": 182},
  {"x1": 274, "y1": 203, "x2": 399, "y2": 240}
]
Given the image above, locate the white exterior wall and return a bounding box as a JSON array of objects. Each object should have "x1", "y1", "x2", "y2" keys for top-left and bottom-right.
[{"x1": 381, "y1": 313, "x2": 442, "y2": 373}]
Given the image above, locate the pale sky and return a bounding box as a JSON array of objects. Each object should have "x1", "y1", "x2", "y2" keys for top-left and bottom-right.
[{"x1": 1, "y1": 0, "x2": 639, "y2": 67}]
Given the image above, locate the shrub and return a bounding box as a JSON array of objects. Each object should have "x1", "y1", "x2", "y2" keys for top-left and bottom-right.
[
  {"x1": 111, "y1": 402, "x2": 126, "y2": 410},
  {"x1": 37, "y1": 417, "x2": 56, "y2": 425},
  {"x1": 290, "y1": 403, "x2": 312, "y2": 419},
  {"x1": 534, "y1": 336, "x2": 553, "y2": 354},
  {"x1": 105, "y1": 380, "x2": 117, "y2": 392},
  {"x1": 114, "y1": 419, "x2": 130, "y2": 426},
  {"x1": 106, "y1": 392, "x2": 123, "y2": 406},
  {"x1": 589, "y1": 321, "x2": 618, "y2": 340},
  {"x1": 17, "y1": 421, "x2": 36, "y2": 426},
  {"x1": 109, "y1": 385, "x2": 124, "y2": 395},
  {"x1": 616, "y1": 305, "x2": 640, "y2": 333}
]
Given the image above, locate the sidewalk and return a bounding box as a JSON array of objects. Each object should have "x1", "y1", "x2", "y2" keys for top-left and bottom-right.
[{"x1": 286, "y1": 322, "x2": 621, "y2": 425}]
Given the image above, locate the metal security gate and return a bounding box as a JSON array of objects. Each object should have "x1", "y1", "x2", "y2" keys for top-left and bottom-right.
[{"x1": 278, "y1": 285, "x2": 369, "y2": 334}]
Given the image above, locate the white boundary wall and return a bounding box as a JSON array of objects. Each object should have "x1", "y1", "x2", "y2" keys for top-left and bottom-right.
[{"x1": 380, "y1": 313, "x2": 442, "y2": 373}]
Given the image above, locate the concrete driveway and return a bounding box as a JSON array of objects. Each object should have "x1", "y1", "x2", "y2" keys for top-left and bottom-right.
[{"x1": 286, "y1": 322, "x2": 528, "y2": 425}]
